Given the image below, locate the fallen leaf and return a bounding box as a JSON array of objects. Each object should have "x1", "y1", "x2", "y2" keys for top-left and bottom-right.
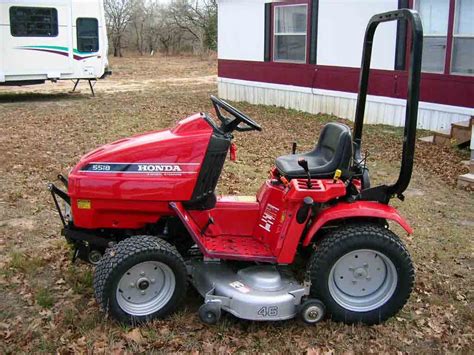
[{"x1": 123, "y1": 328, "x2": 145, "y2": 344}]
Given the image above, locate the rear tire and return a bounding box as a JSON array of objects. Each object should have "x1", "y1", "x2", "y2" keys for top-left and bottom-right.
[
  {"x1": 307, "y1": 223, "x2": 414, "y2": 325},
  {"x1": 94, "y1": 235, "x2": 187, "y2": 325}
]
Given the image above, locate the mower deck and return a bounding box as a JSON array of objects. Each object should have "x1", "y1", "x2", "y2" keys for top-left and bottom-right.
[{"x1": 189, "y1": 261, "x2": 308, "y2": 321}]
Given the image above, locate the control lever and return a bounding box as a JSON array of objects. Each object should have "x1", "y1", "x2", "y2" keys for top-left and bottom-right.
[
  {"x1": 298, "y1": 158, "x2": 312, "y2": 189},
  {"x1": 201, "y1": 216, "x2": 215, "y2": 235},
  {"x1": 296, "y1": 196, "x2": 314, "y2": 224},
  {"x1": 292, "y1": 142, "x2": 297, "y2": 154}
]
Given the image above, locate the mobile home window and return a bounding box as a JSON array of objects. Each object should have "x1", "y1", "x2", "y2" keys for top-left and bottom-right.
[
  {"x1": 10, "y1": 7, "x2": 58, "y2": 37},
  {"x1": 274, "y1": 5, "x2": 308, "y2": 63},
  {"x1": 415, "y1": 0, "x2": 449, "y2": 73},
  {"x1": 77, "y1": 18, "x2": 99, "y2": 52},
  {"x1": 451, "y1": 0, "x2": 474, "y2": 75}
]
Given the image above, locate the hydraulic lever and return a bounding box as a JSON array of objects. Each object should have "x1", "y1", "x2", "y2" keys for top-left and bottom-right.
[
  {"x1": 201, "y1": 216, "x2": 215, "y2": 235},
  {"x1": 298, "y1": 158, "x2": 312, "y2": 189}
]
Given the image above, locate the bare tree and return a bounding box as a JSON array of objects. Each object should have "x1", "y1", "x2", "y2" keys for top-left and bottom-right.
[
  {"x1": 169, "y1": 0, "x2": 217, "y2": 53},
  {"x1": 153, "y1": 10, "x2": 185, "y2": 55},
  {"x1": 105, "y1": 0, "x2": 218, "y2": 56},
  {"x1": 105, "y1": 0, "x2": 135, "y2": 57},
  {"x1": 131, "y1": 0, "x2": 145, "y2": 55}
]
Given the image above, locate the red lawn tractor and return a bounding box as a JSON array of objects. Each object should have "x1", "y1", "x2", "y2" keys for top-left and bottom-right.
[{"x1": 49, "y1": 10, "x2": 423, "y2": 325}]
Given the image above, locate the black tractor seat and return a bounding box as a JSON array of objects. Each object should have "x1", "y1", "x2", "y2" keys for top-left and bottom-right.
[{"x1": 275, "y1": 122, "x2": 353, "y2": 179}]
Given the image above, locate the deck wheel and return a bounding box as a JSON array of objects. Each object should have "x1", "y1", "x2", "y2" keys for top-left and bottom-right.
[
  {"x1": 299, "y1": 299, "x2": 326, "y2": 324},
  {"x1": 198, "y1": 302, "x2": 222, "y2": 325}
]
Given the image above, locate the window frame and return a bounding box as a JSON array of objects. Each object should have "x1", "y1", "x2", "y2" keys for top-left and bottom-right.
[
  {"x1": 413, "y1": 0, "x2": 450, "y2": 74},
  {"x1": 411, "y1": 0, "x2": 473, "y2": 76},
  {"x1": 273, "y1": 3, "x2": 309, "y2": 64},
  {"x1": 76, "y1": 17, "x2": 99, "y2": 53},
  {"x1": 450, "y1": 0, "x2": 474, "y2": 76},
  {"x1": 9, "y1": 6, "x2": 58, "y2": 38}
]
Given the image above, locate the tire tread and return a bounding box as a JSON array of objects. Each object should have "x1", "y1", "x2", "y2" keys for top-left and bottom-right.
[
  {"x1": 93, "y1": 235, "x2": 186, "y2": 324},
  {"x1": 306, "y1": 223, "x2": 414, "y2": 325}
]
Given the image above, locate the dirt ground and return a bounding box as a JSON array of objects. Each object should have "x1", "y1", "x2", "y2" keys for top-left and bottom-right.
[{"x1": 0, "y1": 54, "x2": 472, "y2": 353}]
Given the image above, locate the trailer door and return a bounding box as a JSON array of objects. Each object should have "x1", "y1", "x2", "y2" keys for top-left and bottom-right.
[{"x1": 4, "y1": 1, "x2": 74, "y2": 79}]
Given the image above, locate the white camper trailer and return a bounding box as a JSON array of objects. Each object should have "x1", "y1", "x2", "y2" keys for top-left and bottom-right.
[{"x1": 0, "y1": 0, "x2": 109, "y2": 86}]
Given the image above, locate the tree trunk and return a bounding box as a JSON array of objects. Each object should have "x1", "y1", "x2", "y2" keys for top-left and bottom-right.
[
  {"x1": 118, "y1": 36, "x2": 123, "y2": 57},
  {"x1": 113, "y1": 37, "x2": 119, "y2": 57},
  {"x1": 134, "y1": 23, "x2": 144, "y2": 56}
]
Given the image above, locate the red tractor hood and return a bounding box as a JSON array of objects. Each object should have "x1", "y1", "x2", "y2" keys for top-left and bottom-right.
[
  {"x1": 74, "y1": 113, "x2": 213, "y2": 168},
  {"x1": 68, "y1": 113, "x2": 214, "y2": 203}
]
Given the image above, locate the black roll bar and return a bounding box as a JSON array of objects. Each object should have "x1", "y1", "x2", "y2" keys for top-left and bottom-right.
[{"x1": 353, "y1": 9, "x2": 423, "y2": 203}]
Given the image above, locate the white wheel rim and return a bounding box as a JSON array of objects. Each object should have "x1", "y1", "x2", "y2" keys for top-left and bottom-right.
[
  {"x1": 116, "y1": 261, "x2": 176, "y2": 316},
  {"x1": 303, "y1": 305, "x2": 324, "y2": 323},
  {"x1": 328, "y1": 249, "x2": 398, "y2": 312}
]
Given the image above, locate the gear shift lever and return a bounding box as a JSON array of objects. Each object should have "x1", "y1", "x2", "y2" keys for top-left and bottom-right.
[{"x1": 298, "y1": 158, "x2": 312, "y2": 189}]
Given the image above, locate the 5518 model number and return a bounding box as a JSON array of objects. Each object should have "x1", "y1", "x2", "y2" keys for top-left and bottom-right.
[{"x1": 91, "y1": 164, "x2": 111, "y2": 171}]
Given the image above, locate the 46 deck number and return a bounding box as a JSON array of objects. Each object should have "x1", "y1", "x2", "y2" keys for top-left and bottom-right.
[{"x1": 257, "y1": 306, "x2": 278, "y2": 317}]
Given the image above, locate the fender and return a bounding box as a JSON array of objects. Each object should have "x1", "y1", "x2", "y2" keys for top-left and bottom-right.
[{"x1": 302, "y1": 201, "x2": 413, "y2": 246}]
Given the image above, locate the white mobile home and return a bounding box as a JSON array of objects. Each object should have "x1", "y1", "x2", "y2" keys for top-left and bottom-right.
[
  {"x1": 0, "y1": 0, "x2": 109, "y2": 85},
  {"x1": 218, "y1": 0, "x2": 474, "y2": 132}
]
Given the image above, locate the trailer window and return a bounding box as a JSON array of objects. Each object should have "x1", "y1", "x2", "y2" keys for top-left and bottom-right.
[
  {"x1": 451, "y1": 0, "x2": 474, "y2": 75},
  {"x1": 77, "y1": 18, "x2": 99, "y2": 53},
  {"x1": 10, "y1": 7, "x2": 58, "y2": 37},
  {"x1": 274, "y1": 5, "x2": 308, "y2": 63},
  {"x1": 415, "y1": 0, "x2": 449, "y2": 73}
]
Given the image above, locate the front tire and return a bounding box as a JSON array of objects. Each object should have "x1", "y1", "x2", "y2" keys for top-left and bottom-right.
[
  {"x1": 307, "y1": 224, "x2": 414, "y2": 325},
  {"x1": 94, "y1": 236, "x2": 187, "y2": 325}
]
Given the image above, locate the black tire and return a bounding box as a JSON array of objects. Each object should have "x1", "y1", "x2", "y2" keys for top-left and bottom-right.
[
  {"x1": 299, "y1": 299, "x2": 326, "y2": 324},
  {"x1": 198, "y1": 302, "x2": 221, "y2": 325},
  {"x1": 94, "y1": 235, "x2": 187, "y2": 325},
  {"x1": 306, "y1": 223, "x2": 414, "y2": 325}
]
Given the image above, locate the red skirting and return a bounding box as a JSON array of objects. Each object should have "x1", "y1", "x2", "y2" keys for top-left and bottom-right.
[{"x1": 218, "y1": 59, "x2": 474, "y2": 108}]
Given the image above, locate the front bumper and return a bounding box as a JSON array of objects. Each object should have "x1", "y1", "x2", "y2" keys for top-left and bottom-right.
[
  {"x1": 48, "y1": 174, "x2": 71, "y2": 227},
  {"x1": 48, "y1": 175, "x2": 111, "y2": 263}
]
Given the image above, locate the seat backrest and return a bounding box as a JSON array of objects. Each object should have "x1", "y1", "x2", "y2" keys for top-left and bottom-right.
[{"x1": 314, "y1": 122, "x2": 352, "y2": 170}]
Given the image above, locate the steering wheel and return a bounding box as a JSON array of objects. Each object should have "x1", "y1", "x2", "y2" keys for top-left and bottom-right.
[{"x1": 210, "y1": 96, "x2": 262, "y2": 133}]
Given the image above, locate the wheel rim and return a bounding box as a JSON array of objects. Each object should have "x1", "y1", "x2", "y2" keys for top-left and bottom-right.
[
  {"x1": 328, "y1": 249, "x2": 398, "y2": 312},
  {"x1": 303, "y1": 305, "x2": 324, "y2": 323},
  {"x1": 116, "y1": 261, "x2": 176, "y2": 316}
]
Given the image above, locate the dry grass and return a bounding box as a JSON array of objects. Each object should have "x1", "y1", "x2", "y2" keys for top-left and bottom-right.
[{"x1": 0, "y1": 54, "x2": 472, "y2": 353}]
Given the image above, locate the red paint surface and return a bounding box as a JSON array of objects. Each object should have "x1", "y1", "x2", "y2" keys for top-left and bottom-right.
[
  {"x1": 68, "y1": 114, "x2": 212, "y2": 229},
  {"x1": 188, "y1": 198, "x2": 260, "y2": 237},
  {"x1": 303, "y1": 201, "x2": 413, "y2": 247},
  {"x1": 171, "y1": 201, "x2": 277, "y2": 262},
  {"x1": 285, "y1": 178, "x2": 346, "y2": 203},
  {"x1": 218, "y1": 59, "x2": 474, "y2": 108},
  {"x1": 174, "y1": 178, "x2": 350, "y2": 263}
]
